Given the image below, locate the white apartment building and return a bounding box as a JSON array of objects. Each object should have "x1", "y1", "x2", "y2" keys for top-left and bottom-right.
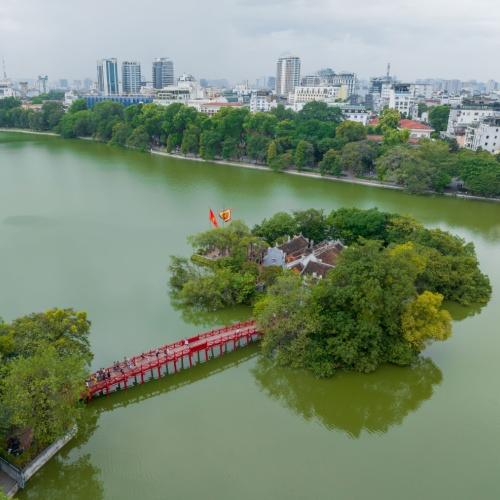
[
  {"x1": 276, "y1": 56, "x2": 301, "y2": 97},
  {"x1": 411, "y1": 83, "x2": 433, "y2": 99},
  {"x1": 291, "y1": 85, "x2": 345, "y2": 104},
  {"x1": 388, "y1": 83, "x2": 416, "y2": 117},
  {"x1": 446, "y1": 107, "x2": 499, "y2": 136},
  {"x1": 154, "y1": 87, "x2": 191, "y2": 104},
  {"x1": 121, "y1": 61, "x2": 142, "y2": 95},
  {"x1": 330, "y1": 103, "x2": 370, "y2": 126},
  {"x1": 464, "y1": 117, "x2": 500, "y2": 154},
  {"x1": 188, "y1": 101, "x2": 244, "y2": 116},
  {"x1": 250, "y1": 92, "x2": 277, "y2": 113},
  {"x1": 0, "y1": 80, "x2": 17, "y2": 99}
]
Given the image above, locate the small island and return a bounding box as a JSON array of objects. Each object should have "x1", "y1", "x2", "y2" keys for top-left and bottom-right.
[{"x1": 170, "y1": 207, "x2": 491, "y2": 377}]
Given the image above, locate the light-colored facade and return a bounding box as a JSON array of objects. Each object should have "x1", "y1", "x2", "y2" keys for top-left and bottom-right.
[
  {"x1": 152, "y1": 58, "x2": 174, "y2": 89},
  {"x1": 330, "y1": 103, "x2": 370, "y2": 126},
  {"x1": 250, "y1": 91, "x2": 277, "y2": 113},
  {"x1": 153, "y1": 75, "x2": 205, "y2": 106},
  {"x1": 154, "y1": 86, "x2": 191, "y2": 104},
  {"x1": 464, "y1": 117, "x2": 500, "y2": 154},
  {"x1": 0, "y1": 80, "x2": 17, "y2": 99},
  {"x1": 411, "y1": 83, "x2": 433, "y2": 99},
  {"x1": 97, "y1": 58, "x2": 119, "y2": 95},
  {"x1": 188, "y1": 101, "x2": 244, "y2": 116},
  {"x1": 446, "y1": 107, "x2": 499, "y2": 137},
  {"x1": 330, "y1": 73, "x2": 357, "y2": 97},
  {"x1": 121, "y1": 61, "x2": 142, "y2": 94},
  {"x1": 300, "y1": 74, "x2": 322, "y2": 87},
  {"x1": 388, "y1": 83, "x2": 416, "y2": 116},
  {"x1": 276, "y1": 56, "x2": 301, "y2": 98},
  {"x1": 291, "y1": 85, "x2": 345, "y2": 104}
]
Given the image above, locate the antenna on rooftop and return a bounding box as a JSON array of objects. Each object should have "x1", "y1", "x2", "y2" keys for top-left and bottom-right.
[{"x1": 386, "y1": 62, "x2": 391, "y2": 79}]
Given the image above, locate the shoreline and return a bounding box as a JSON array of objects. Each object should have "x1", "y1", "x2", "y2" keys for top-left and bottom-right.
[
  {"x1": 151, "y1": 148, "x2": 404, "y2": 190},
  {"x1": 0, "y1": 128, "x2": 59, "y2": 137},
  {"x1": 1, "y1": 128, "x2": 499, "y2": 203},
  {"x1": 151, "y1": 149, "x2": 500, "y2": 203}
]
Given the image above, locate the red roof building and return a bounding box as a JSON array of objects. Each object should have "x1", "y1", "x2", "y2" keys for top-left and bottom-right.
[{"x1": 369, "y1": 118, "x2": 434, "y2": 139}]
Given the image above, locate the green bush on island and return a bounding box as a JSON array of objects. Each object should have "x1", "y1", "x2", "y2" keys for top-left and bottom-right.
[
  {"x1": 169, "y1": 208, "x2": 491, "y2": 377},
  {"x1": 1, "y1": 98, "x2": 500, "y2": 197},
  {"x1": 0, "y1": 309, "x2": 92, "y2": 463}
]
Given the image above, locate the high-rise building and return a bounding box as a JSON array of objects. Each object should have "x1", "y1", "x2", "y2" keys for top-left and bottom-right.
[
  {"x1": 331, "y1": 73, "x2": 357, "y2": 97},
  {"x1": 97, "y1": 58, "x2": 119, "y2": 95},
  {"x1": 152, "y1": 58, "x2": 174, "y2": 89},
  {"x1": 122, "y1": 61, "x2": 142, "y2": 94},
  {"x1": 275, "y1": 56, "x2": 301, "y2": 97}
]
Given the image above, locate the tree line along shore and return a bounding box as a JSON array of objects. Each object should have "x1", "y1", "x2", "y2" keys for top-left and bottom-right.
[{"x1": 1, "y1": 96, "x2": 500, "y2": 198}]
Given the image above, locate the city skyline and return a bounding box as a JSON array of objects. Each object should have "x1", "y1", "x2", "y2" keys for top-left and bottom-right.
[{"x1": 1, "y1": 0, "x2": 500, "y2": 82}]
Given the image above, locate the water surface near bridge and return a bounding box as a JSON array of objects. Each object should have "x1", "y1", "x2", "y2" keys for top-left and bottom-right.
[{"x1": 1, "y1": 132, "x2": 499, "y2": 500}]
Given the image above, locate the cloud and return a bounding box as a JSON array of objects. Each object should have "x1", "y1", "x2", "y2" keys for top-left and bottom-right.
[{"x1": 0, "y1": 0, "x2": 499, "y2": 82}]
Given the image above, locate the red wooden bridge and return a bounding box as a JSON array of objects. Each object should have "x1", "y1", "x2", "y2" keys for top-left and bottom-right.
[{"x1": 86, "y1": 320, "x2": 260, "y2": 401}]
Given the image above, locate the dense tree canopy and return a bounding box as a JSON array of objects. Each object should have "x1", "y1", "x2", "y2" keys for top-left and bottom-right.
[
  {"x1": 428, "y1": 105, "x2": 451, "y2": 133},
  {"x1": 170, "y1": 208, "x2": 490, "y2": 379},
  {"x1": 1, "y1": 97, "x2": 499, "y2": 197},
  {"x1": 0, "y1": 309, "x2": 92, "y2": 461}
]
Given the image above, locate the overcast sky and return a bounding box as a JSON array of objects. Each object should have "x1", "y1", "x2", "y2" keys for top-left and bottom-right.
[{"x1": 1, "y1": 0, "x2": 499, "y2": 83}]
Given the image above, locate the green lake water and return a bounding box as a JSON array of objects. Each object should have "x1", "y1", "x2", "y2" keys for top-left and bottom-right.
[{"x1": 0, "y1": 132, "x2": 499, "y2": 500}]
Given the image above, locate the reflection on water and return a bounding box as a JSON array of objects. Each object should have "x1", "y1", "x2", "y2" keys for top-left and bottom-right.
[
  {"x1": 92, "y1": 343, "x2": 259, "y2": 413},
  {"x1": 19, "y1": 406, "x2": 102, "y2": 500},
  {"x1": 19, "y1": 345, "x2": 259, "y2": 499},
  {"x1": 445, "y1": 301, "x2": 486, "y2": 322},
  {"x1": 170, "y1": 298, "x2": 253, "y2": 328},
  {"x1": 253, "y1": 357, "x2": 442, "y2": 438},
  {"x1": 20, "y1": 454, "x2": 103, "y2": 500}
]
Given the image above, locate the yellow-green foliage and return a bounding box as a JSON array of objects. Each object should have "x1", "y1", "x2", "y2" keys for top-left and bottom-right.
[{"x1": 402, "y1": 291, "x2": 452, "y2": 349}]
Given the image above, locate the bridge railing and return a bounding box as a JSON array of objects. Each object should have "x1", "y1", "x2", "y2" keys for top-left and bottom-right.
[{"x1": 87, "y1": 321, "x2": 259, "y2": 398}]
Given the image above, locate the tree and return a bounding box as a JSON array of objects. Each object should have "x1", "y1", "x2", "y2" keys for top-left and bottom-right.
[
  {"x1": 319, "y1": 149, "x2": 341, "y2": 175},
  {"x1": 181, "y1": 124, "x2": 200, "y2": 155},
  {"x1": 252, "y1": 212, "x2": 298, "y2": 244},
  {"x1": 266, "y1": 140, "x2": 278, "y2": 166},
  {"x1": 221, "y1": 137, "x2": 239, "y2": 160},
  {"x1": 92, "y1": 101, "x2": 124, "y2": 141},
  {"x1": 254, "y1": 273, "x2": 314, "y2": 369},
  {"x1": 109, "y1": 122, "x2": 132, "y2": 147},
  {"x1": 246, "y1": 133, "x2": 271, "y2": 163},
  {"x1": 199, "y1": 129, "x2": 221, "y2": 160},
  {"x1": 428, "y1": 105, "x2": 451, "y2": 133},
  {"x1": 379, "y1": 108, "x2": 401, "y2": 131},
  {"x1": 328, "y1": 207, "x2": 390, "y2": 244},
  {"x1": 5, "y1": 309, "x2": 92, "y2": 364},
  {"x1": 335, "y1": 120, "x2": 367, "y2": 145},
  {"x1": 294, "y1": 140, "x2": 314, "y2": 170},
  {"x1": 417, "y1": 103, "x2": 428, "y2": 117},
  {"x1": 293, "y1": 209, "x2": 329, "y2": 242},
  {"x1": 126, "y1": 126, "x2": 150, "y2": 151},
  {"x1": 383, "y1": 128, "x2": 410, "y2": 147},
  {"x1": 72, "y1": 110, "x2": 95, "y2": 137},
  {"x1": 297, "y1": 101, "x2": 343, "y2": 123},
  {"x1": 41, "y1": 101, "x2": 64, "y2": 130},
  {"x1": 68, "y1": 99, "x2": 87, "y2": 114},
  {"x1": 402, "y1": 291, "x2": 452, "y2": 349},
  {"x1": 0, "y1": 346, "x2": 86, "y2": 447},
  {"x1": 456, "y1": 151, "x2": 500, "y2": 197},
  {"x1": 339, "y1": 140, "x2": 378, "y2": 176}
]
